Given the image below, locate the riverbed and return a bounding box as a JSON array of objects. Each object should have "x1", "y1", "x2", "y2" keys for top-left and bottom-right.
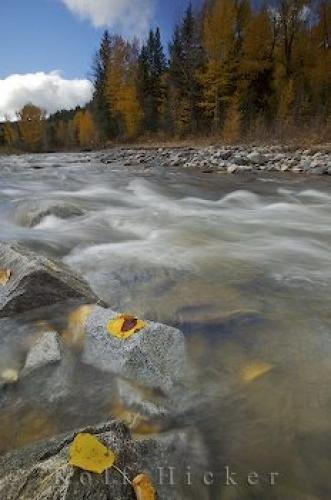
[{"x1": 0, "y1": 151, "x2": 331, "y2": 499}]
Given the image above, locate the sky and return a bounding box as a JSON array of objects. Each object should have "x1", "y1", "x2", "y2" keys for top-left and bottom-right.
[{"x1": 0, "y1": 0, "x2": 201, "y2": 120}]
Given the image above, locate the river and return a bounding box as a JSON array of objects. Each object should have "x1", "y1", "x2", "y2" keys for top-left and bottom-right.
[{"x1": 0, "y1": 152, "x2": 331, "y2": 499}]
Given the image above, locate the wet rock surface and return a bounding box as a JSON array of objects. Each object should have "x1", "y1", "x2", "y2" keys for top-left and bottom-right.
[
  {"x1": 14, "y1": 201, "x2": 85, "y2": 228},
  {"x1": 21, "y1": 330, "x2": 61, "y2": 377},
  {"x1": 0, "y1": 243, "x2": 100, "y2": 317},
  {"x1": 83, "y1": 306, "x2": 188, "y2": 394},
  {"x1": 0, "y1": 420, "x2": 209, "y2": 500}
]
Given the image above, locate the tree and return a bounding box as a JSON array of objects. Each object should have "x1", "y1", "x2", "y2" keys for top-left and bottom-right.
[
  {"x1": 239, "y1": 7, "x2": 275, "y2": 124},
  {"x1": 138, "y1": 27, "x2": 167, "y2": 131},
  {"x1": 1, "y1": 121, "x2": 18, "y2": 147},
  {"x1": 17, "y1": 104, "x2": 45, "y2": 150},
  {"x1": 105, "y1": 37, "x2": 143, "y2": 139},
  {"x1": 168, "y1": 3, "x2": 204, "y2": 134},
  {"x1": 72, "y1": 110, "x2": 97, "y2": 147},
  {"x1": 199, "y1": 0, "x2": 237, "y2": 130},
  {"x1": 91, "y1": 31, "x2": 116, "y2": 139}
]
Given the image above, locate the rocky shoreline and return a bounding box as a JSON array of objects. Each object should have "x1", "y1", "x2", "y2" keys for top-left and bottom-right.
[{"x1": 97, "y1": 144, "x2": 331, "y2": 175}]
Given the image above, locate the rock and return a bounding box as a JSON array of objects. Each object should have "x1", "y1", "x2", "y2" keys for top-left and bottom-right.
[
  {"x1": 15, "y1": 202, "x2": 85, "y2": 228},
  {"x1": 83, "y1": 306, "x2": 187, "y2": 394},
  {"x1": 116, "y1": 378, "x2": 169, "y2": 420},
  {"x1": 0, "y1": 242, "x2": 100, "y2": 317},
  {"x1": 309, "y1": 165, "x2": 328, "y2": 175},
  {"x1": 21, "y1": 331, "x2": 61, "y2": 377},
  {"x1": 247, "y1": 151, "x2": 267, "y2": 165},
  {"x1": 0, "y1": 421, "x2": 209, "y2": 500},
  {"x1": 227, "y1": 164, "x2": 239, "y2": 174}
]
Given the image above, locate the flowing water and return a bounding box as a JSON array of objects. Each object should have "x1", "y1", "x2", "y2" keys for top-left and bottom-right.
[{"x1": 0, "y1": 152, "x2": 331, "y2": 499}]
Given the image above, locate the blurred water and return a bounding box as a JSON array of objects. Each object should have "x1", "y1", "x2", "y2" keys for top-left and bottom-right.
[{"x1": 0, "y1": 152, "x2": 331, "y2": 499}]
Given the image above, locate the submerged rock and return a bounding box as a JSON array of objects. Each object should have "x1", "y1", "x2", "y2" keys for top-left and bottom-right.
[
  {"x1": 83, "y1": 306, "x2": 187, "y2": 394},
  {"x1": 15, "y1": 202, "x2": 85, "y2": 228},
  {"x1": 21, "y1": 331, "x2": 61, "y2": 377},
  {"x1": 0, "y1": 243, "x2": 99, "y2": 317}
]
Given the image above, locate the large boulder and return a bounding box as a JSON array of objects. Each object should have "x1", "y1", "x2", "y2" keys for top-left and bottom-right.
[
  {"x1": 83, "y1": 306, "x2": 188, "y2": 394},
  {"x1": 0, "y1": 243, "x2": 100, "y2": 317},
  {"x1": 0, "y1": 421, "x2": 209, "y2": 500}
]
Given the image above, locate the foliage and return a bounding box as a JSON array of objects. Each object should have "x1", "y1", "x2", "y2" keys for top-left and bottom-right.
[
  {"x1": 17, "y1": 104, "x2": 45, "y2": 150},
  {"x1": 107, "y1": 315, "x2": 147, "y2": 340},
  {"x1": 68, "y1": 433, "x2": 156, "y2": 498},
  {"x1": 105, "y1": 37, "x2": 143, "y2": 139},
  {"x1": 1, "y1": 0, "x2": 330, "y2": 150},
  {"x1": 0, "y1": 268, "x2": 11, "y2": 286}
]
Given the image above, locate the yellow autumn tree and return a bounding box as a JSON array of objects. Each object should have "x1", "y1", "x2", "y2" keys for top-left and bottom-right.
[
  {"x1": 199, "y1": 0, "x2": 242, "y2": 130},
  {"x1": 223, "y1": 96, "x2": 242, "y2": 142},
  {"x1": 72, "y1": 110, "x2": 97, "y2": 147},
  {"x1": 105, "y1": 37, "x2": 143, "y2": 139},
  {"x1": 17, "y1": 104, "x2": 45, "y2": 150},
  {"x1": 2, "y1": 121, "x2": 18, "y2": 147}
]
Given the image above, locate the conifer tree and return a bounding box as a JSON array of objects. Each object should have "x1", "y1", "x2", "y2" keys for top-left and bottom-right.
[
  {"x1": 91, "y1": 31, "x2": 116, "y2": 139},
  {"x1": 168, "y1": 3, "x2": 204, "y2": 134},
  {"x1": 138, "y1": 27, "x2": 167, "y2": 131}
]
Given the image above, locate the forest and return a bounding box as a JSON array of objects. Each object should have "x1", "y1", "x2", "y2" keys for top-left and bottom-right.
[{"x1": 0, "y1": 0, "x2": 330, "y2": 151}]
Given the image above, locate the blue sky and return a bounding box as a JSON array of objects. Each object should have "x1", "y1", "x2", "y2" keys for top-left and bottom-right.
[
  {"x1": 0, "y1": 0, "x2": 201, "y2": 80},
  {"x1": 0, "y1": 0, "x2": 201, "y2": 120}
]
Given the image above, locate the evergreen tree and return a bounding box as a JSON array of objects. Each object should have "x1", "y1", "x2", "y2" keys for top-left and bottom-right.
[
  {"x1": 91, "y1": 31, "x2": 116, "y2": 139},
  {"x1": 138, "y1": 27, "x2": 167, "y2": 131},
  {"x1": 168, "y1": 3, "x2": 205, "y2": 134}
]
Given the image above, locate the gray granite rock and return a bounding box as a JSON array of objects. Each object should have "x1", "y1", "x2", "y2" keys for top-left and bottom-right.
[
  {"x1": 247, "y1": 151, "x2": 267, "y2": 165},
  {"x1": 21, "y1": 331, "x2": 61, "y2": 377},
  {"x1": 0, "y1": 420, "x2": 209, "y2": 500},
  {"x1": 0, "y1": 243, "x2": 100, "y2": 317},
  {"x1": 83, "y1": 306, "x2": 187, "y2": 394}
]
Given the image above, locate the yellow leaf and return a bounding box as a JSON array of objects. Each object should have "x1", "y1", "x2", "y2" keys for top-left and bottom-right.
[
  {"x1": 241, "y1": 362, "x2": 272, "y2": 383},
  {"x1": 0, "y1": 268, "x2": 11, "y2": 286},
  {"x1": 1, "y1": 369, "x2": 18, "y2": 383},
  {"x1": 69, "y1": 433, "x2": 115, "y2": 474},
  {"x1": 107, "y1": 315, "x2": 146, "y2": 340},
  {"x1": 132, "y1": 474, "x2": 156, "y2": 500}
]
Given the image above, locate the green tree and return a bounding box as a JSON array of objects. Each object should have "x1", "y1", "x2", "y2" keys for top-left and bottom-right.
[
  {"x1": 138, "y1": 27, "x2": 167, "y2": 131},
  {"x1": 91, "y1": 31, "x2": 117, "y2": 139},
  {"x1": 168, "y1": 3, "x2": 204, "y2": 134}
]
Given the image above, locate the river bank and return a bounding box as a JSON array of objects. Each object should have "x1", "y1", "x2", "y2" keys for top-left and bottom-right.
[
  {"x1": 95, "y1": 144, "x2": 331, "y2": 176},
  {"x1": 1, "y1": 144, "x2": 330, "y2": 177}
]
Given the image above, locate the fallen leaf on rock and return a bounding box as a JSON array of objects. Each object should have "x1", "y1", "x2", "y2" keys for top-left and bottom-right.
[
  {"x1": 107, "y1": 315, "x2": 146, "y2": 340},
  {"x1": 0, "y1": 268, "x2": 11, "y2": 286},
  {"x1": 62, "y1": 305, "x2": 93, "y2": 349},
  {"x1": 133, "y1": 474, "x2": 156, "y2": 500},
  {"x1": 69, "y1": 433, "x2": 115, "y2": 474},
  {"x1": 241, "y1": 362, "x2": 273, "y2": 383}
]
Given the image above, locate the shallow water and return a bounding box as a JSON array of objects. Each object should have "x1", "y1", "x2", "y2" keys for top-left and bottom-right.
[{"x1": 0, "y1": 152, "x2": 331, "y2": 498}]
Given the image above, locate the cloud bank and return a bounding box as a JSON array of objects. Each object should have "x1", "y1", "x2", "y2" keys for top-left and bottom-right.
[
  {"x1": 0, "y1": 72, "x2": 93, "y2": 121},
  {"x1": 61, "y1": 0, "x2": 155, "y2": 37}
]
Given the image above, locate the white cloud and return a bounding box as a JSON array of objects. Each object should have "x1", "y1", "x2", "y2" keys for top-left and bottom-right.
[
  {"x1": 61, "y1": 0, "x2": 154, "y2": 37},
  {"x1": 0, "y1": 71, "x2": 93, "y2": 121}
]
